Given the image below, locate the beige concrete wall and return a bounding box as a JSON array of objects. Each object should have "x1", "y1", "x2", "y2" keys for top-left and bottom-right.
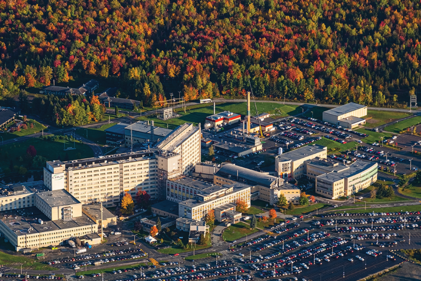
[{"x1": 0, "y1": 193, "x2": 34, "y2": 211}]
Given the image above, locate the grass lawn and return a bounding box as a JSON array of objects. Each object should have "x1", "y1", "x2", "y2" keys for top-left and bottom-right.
[
  {"x1": 0, "y1": 119, "x2": 47, "y2": 141},
  {"x1": 284, "y1": 203, "x2": 328, "y2": 215},
  {"x1": 356, "y1": 129, "x2": 392, "y2": 144},
  {"x1": 0, "y1": 251, "x2": 56, "y2": 271},
  {"x1": 384, "y1": 116, "x2": 421, "y2": 133},
  {"x1": 75, "y1": 123, "x2": 116, "y2": 145},
  {"x1": 255, "y1": 218, "x2": 283, "y2": 229},
  {"x1": 329, "y1": 204, "x2": 421, "y2": 214},
  {"x1": 223, "y1": 222, "x2": 259, "y2": 242},
  {"x1": 137, "y1": 103, "x2": 300, "y2": 129},
  {"x1": 400, "y1": 185, "x2": 421, "y2": 199},
  {"x1": 0, "y1": 136, "x2": 94, "y2": 171},
  {"x1": 185, "y1": 252, "x2": 221, "y2": 261},
  {"x1": 251, "y1": 200, "x2": 271, "y2": 210},
  {"x1": 246, "y1": 206, "x2": 265, "y2": 215},
  {"x1": 313, "y1": 137, "x2": 358, "y2": 151},
  {"x1": 364, "y1": 110, "x2": 412, "y2": 128},
  {"x1": 362, "y1": 195, "x2": 409, "y2": 203},
  {"x1": 304, "y1": 106, "x2": 330, "y2": 120}
]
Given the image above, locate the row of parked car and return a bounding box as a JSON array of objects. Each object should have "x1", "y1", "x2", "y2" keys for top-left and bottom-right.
[
  {"x1": 0, "y1": 274, "x2": 61, "y2": 280},
  {"x1": 324, "y1": 216, "x2": 421, "y2": 226},
  {"x1": 335, "y1": 224, "x2": 418, "y2": 233},
  {"x1": 322, "y1": 211, "x2": 421, "y2": 217},
  {"x1": 69, "y1": 252, "x2": 147, "y2": 269},
  {"x1": 48, "y1": 248, "x2": 145, "y2": 265}
]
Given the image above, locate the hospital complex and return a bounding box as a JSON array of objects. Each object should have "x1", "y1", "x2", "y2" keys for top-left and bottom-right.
[{"x1": 0, "y1": 103, "x2": 377, "y2": 251}]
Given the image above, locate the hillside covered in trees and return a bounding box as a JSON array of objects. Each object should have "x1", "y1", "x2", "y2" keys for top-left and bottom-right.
[{"x1": 0, "y1": 0, "x2": 421, "y2": 110}]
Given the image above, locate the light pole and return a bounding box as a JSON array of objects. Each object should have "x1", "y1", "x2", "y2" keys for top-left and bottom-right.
[
  {"x1": 343, "y1": 265, "x2": 345, "y2": 278},
  {"x1": 410, "y1": 159, "x2": 413, "y2": 171}
]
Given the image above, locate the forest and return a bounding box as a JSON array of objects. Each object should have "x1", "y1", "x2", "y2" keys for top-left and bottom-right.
[{"x1": 0, "y1": 0, "x2": 421, "y2": 111}]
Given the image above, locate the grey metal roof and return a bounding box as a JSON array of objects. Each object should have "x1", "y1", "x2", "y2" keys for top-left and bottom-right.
[
  {"x1": 104, "y1": 123, "x2": 129, "y2": 135},
  {"x1": 276, "y1": 145, "x2": 327, "y2": 162},
  {"x1": 0, "y1": 207, "x2": 96, "y2": 237},
  {"x1": 324, "y1": 103, "x2": 366, "y2": 117},
  {"x1": 215, "y1": 164, "x2": 278, "y2": 188},
  {"x1": 0, "y1": 108, "x2": 17, "y2": 126},
  {"x1": 36, "y1": 189, "x2": 80, "y2": 207},
  {"x1": 82, "y1": 204, "x2": 116, "y2": 220},
  {"x1": 125, "y1": 121, "x2": 172, "y2": 138},
  {"x1": 317, "y1": 161, "x2": 377, "y2": 183}
]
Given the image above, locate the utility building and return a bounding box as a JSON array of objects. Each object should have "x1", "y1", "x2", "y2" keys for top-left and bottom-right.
[{"x1": 322, "y1": 103, "x2": 367, "y2": 128}]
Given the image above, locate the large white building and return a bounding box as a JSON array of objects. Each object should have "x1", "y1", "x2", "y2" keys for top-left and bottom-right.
[
  {"x1": 307, "y1": 160, "x2": 378, "y2": 199},
  {"x1": 275, "y1": 145, "x2": 327, "y2": 180},
  {"x1": 0, "y1": 184, "x2": 100, "y2": 251},
  {"x1": 322, "y1": 103, "x2": 367, "y2": 128},
  {"x1": 43, "y1": 123, "x2": 201, "y2": 205}
]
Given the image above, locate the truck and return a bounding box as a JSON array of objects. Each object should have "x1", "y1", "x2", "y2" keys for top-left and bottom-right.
[
  {"x1": 68, "y1": 240, "x2": 76, "y2": 248},
  {"x1": 76, "y1": 248, "x2": 87, "y2": 254},
  {"x1": 93, "y1": 261, "x2": 103, "y2": 266}
]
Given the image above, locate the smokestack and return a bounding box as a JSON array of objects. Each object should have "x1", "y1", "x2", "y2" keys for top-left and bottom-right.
[
  {"x1": 151, "y1": 120, "x2": 154, "y2": 142},
  {"x1": 247, "y1": 91, "x2": 251, "y2": 134}
]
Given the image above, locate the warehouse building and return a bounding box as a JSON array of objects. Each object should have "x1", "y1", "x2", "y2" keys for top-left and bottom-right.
[
  {"x1": 308, "y1": 160, "x2": 378, "y2": 199},
  {"x1": 104, "y1": 123, "x2": 129, "y2": 145},
  {"x1": 322, "y1": 103, "x2": 367, "y2": 128},
  {"x1": 275, "y1": 145, "x2": 327, "y2": 180}
]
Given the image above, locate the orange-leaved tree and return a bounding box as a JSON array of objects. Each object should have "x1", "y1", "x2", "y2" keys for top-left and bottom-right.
[
  {"x1": 150, "y1": 225, "x2": 158, "y2": 237},
  {"x1": 269, "y1": 209, "x2": 277, "y2": 219},
  {"x1": 236, "y1": 199, "x2": 249, "y2": 213},
  {"x1": 205, "y1": 209, "x2": 215, "y2": 225}
]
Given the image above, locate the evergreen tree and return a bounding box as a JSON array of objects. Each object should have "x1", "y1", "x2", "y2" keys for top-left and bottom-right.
[
  {"x1": 115, "y1": 106, "x2": 119, "y2": 116},
  {"x1": 250, "y1": 215, "x2": 257, "y2": 229},
  {"x1": 288, "y1": 202, "x2": 295, "y2": 210},
  {"x1": 199, "y1": 233, "x2": 206, "y2": 245},
  {"x1": 157, "y1": 217, "x2": 162, "y2": 232}
]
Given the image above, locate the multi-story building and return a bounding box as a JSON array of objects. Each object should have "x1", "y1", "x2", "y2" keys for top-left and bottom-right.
[
  {"x1": 213, "y1": 163, "x2": 299, "y2": 205},
  {"x1": 156, "y1": 123, "x2": 201, "y2": 175},
  {"x1": 43, "y1": 151, "x2": 159, "y2": 206},
  {"x1": 0, "y1": 187, "x2": 98, "y2": 251},
  {"x1": 166, "y1": 177, "x2": 228, "y2": 203},
  {"x1": 44, "y1": 123, "x2": 201, "y2": 205},
  {"x1": 275, "y1": 145, "x2": 327, "y2": 180},
  {"x1": 308, "y1": 160, "x2": 378, "y2": 199},
  {"x1": 323, "y1": 103, "x2": 367, "y2": 128},
  {"x1": 178, "y1": 183, "x2": 250, "y2": 222}
]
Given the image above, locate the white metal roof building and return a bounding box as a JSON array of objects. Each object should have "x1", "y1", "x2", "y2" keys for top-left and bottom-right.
[{"x1": 322, "y1": 103, "x2": 367, "y2": 128}]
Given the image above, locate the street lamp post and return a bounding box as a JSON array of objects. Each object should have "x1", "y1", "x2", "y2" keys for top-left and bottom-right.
[{"x1": 410, "y1": 159, "x2": 413, "y2": 171}]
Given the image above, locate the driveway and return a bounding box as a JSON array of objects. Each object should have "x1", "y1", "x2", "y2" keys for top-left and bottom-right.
[{"x1": 211, "y1": 225, "x2": 226, "y2": 247}]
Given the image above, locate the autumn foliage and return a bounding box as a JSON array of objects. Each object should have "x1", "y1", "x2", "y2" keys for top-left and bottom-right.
[
  {"x1": 236, "y1": 199, "x2": 249, "y2": 213},
  {"x1": 150, "y1": 225, "x2": 158, "y2": 237},
  {"x1": 269, "y1": 209, "x2": 277, "y2": 220},
  {"x1": 0, "y1": 0, "x2": 420, "y2": 110}
]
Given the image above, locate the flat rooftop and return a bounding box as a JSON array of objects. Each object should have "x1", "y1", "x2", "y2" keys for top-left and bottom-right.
[
  {"x1": 169, "y1": 177, "x2": 227, "y2": 196},
  {"x1": 104, "y1": 123, "x2": 130, "y2": 135},
  {"x1": 82, "y1": 204, "x2": 116, "y2": 221},
  {"x1": 307, "y1": 159, "x2": 349, "y2": 173},
  {"x1": 156, "y1": 123, "x2": 199, "y2": 152},
  {"x1": 36, "y1": 189, "x2": 80, "y2": 207},
  {"x1": 47, "y1": 150, "x2": 155, "y2": 171},
  {"x1": 276, "y1": 145, "x2": 327, "y2": 162},
  {"x1": 213, "y1": 142, "x2": 253, "y2": 153},
  {"x1": 0, "y1": 184, "x2": 32, "y2": 198},
  {"x1": 324, "y1": 103, "x2": 367, "y2": 117},
  {"x1": 216, "y1": 164, "x2": 279, "y2": 188},
  {"x1": 317, "y1": 160, "x2": 377, "y2": 183},
  {"x1": 125, "y1": 121, "x2": 172, "y2": 137},
  {"x1": 0, "y1": 207, "x2": 95, "y2": 237},
  {"x1": 151, "y1": 200, "x2": 179, "y2": 216}
]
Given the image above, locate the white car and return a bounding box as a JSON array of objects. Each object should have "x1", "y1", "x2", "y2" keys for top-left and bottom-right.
[{"x1": 348, "y1": 258, "x2": 354, "y2": 262}]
